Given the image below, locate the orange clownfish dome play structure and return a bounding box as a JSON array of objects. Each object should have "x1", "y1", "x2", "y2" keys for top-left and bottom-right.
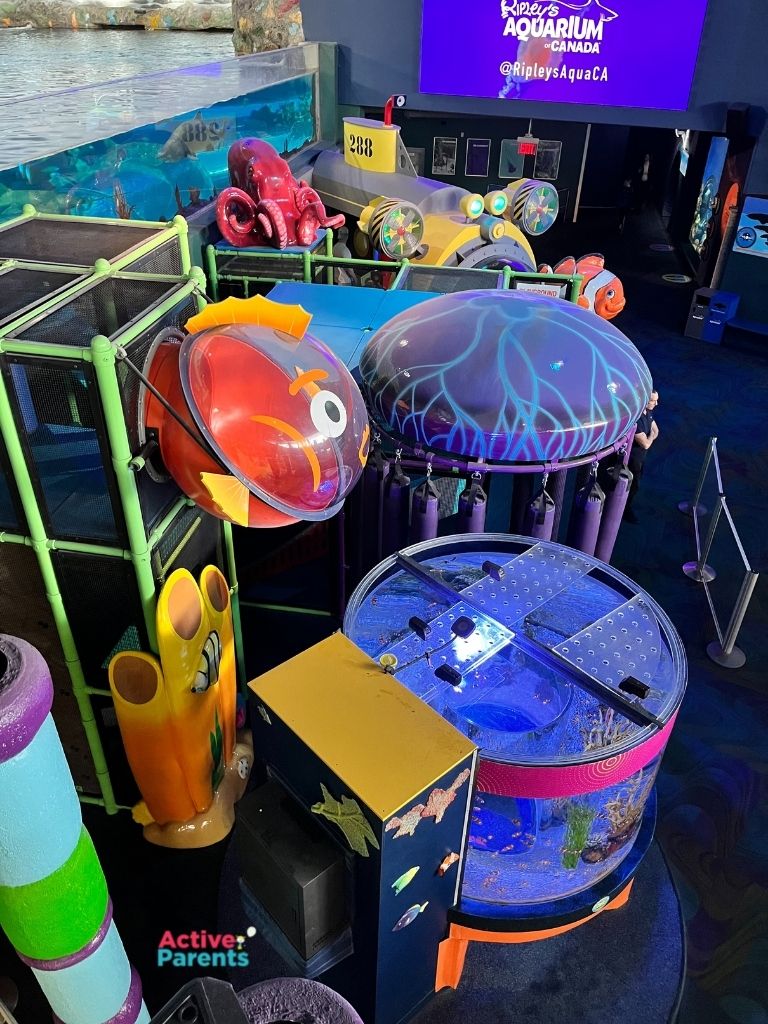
[{"x1": 142, "y1": 295, "x2": 371, "y2": 528}]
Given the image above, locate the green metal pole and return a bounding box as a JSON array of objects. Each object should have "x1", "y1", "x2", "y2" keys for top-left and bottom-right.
[
  {"x1": 147, "y1": 496, "x2": 193, "y2": 552},
  {"x1": 206, "y1": 244, "x2": 220, "y2": 302},
  {"x1": 173, "y1": 215, "x2": 192, "y2": 275},
  {"x1": 191, "y1": 266, "x2": 208, "y2": 313},
  {"x1": 569, "y1": 275, "x2": 583, "y2": 304},
  {"x1": 502, "y1": 266, "x2": 513, "y2": 290},
  {"x1": 239, "y1": 601, "x2": 332, "y2": 618},
  {"x1": 303, "y1": 249, "x2": 312, "y2": 284},
  {"x1": 390, "y1": 259, "x2": 410, "y2": 290},
  {"x1": 325, "y1": 228, "x2": 334, "y2": 286},
  {"x1": 0, "y1": 532, "x2": 130, "y2": 558},
  {"x1": 222, "y1": 520, "x2": 247, "y2": 694},
  {"x1": 0, "y1": 367, "x2": 118, "y2": 813},
  {"x1": 90, "y1": 335, "x2": 158, "y2": 652}
]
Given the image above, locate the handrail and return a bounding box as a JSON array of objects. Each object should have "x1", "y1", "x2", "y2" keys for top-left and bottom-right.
[{"x1": 680, "y1": 437, "x2": 760, "y2": 668}]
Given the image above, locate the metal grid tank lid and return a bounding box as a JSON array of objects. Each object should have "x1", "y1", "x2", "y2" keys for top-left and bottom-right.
[{"x1": 343, "y1": 534, "x2": 687, "y2": 768}]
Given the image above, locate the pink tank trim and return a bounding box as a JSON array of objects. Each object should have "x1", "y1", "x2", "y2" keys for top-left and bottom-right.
[{"x1": 476, "y1": 710, "x2": 678, "y2": 798}]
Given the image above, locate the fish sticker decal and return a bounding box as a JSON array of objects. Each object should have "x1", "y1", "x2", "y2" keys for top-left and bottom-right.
[
  {"x1": 311, "y1": 784, "x2": 380, "y2": 858},
  {"x1": 391, "y1": 867, "x2": 420, "y2": 895},
  {"x1": 385, "y1": 769, "x2": 472, "y2": 838},
  {"x1": 437, "y1": 852, "x2": 460, "y2": 877},
  {"x1": 159, "y1": 111, "x2": 234, "y2": 162},
  {"x1": 393, "y1": 903, "x2": 429, "y2": 932},
  {"x1": 192, "y1": 630, "x2": 222, "y2": 693},
  {"x1": 539, "y1": 254, "x2": 625, "y2": 320}
]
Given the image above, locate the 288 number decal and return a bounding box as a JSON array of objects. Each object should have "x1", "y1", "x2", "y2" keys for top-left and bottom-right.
[{"x1": 348, "y1": 134, "x2": 374, "y2": 158}]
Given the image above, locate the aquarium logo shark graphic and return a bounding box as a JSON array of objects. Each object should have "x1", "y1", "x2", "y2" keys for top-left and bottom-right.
[
  {"x1": 501, "y1": 0, "x2": 618, "y2": 21},
  {"x1": 500, "y1": 0, "x2": 619, "y2": 45}
]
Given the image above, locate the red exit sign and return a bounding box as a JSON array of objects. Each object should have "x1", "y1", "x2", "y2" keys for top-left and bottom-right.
[{"x1": 517, "y1": 136, "x2": 539, "y2": 156}]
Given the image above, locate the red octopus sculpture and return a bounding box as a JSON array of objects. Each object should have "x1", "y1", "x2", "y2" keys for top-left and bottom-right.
[{"x1": 215, "y1": 138, "x2": 344, "y2": 249}]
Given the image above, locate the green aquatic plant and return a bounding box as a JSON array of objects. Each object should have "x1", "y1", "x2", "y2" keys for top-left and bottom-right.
[
  {"x1": 562, "y1": 802, "x2": 596, "y2": 869},
  {"x1": 209, "y1": 709, "x2": 224, "y2": 791}
]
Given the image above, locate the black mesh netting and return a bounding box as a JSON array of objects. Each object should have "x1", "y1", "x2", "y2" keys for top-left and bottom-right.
[
  {"x1": 0, "y1": 543, "x2": 99, "y2": 792},
  {"x1": 151, "y1": 504, "x2": 224, "y2": 584},
  {"x1": 12, "y1": 277, "x2": 180, "y2": 348},
  {"x1": 53, "y1": 549, "x2": 148, "y2": 687},
  {"x1": 126, "y1": 237, "x2": 183, "y2": 277},
  {"x1": 7, "y1": 356, "x2": 121, "y2": 543},
  {"x1": 0, "y1": 218, "x2": 160, "y2": 266},
  {"x1": 398, "y1": 266, "x2": 504, "y2": 292},
  {"x1": 0, "y1": 267, "x2": 85, "y2": 325}
]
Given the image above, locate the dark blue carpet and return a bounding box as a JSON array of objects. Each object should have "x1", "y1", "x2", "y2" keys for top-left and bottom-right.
[{"x1": 219, "y1": 838, "x2": 684, "y2": 1024}]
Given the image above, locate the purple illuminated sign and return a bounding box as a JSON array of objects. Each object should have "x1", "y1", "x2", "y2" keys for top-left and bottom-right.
[{"x1": 420, "y1": 0, "x2": 709, "y2": 111}]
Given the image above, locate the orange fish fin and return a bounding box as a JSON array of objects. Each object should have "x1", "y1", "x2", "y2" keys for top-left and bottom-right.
[
  {"x1": 200, "y1": 472, "x2": 250, "y2": 526},
  {"x1": 554, "y1": 257, "x2": 577, "y2": 275},
  {"x1": 538, "y1": 263, "x2": 554, "y2": 275},
  {"x1": 186, "y1": 295, "x2": 312, "y2": 339},
  {"x1": 577, "y1": 253, "x2": 605, "y2": 270},
  {"x1": 577, "y1": 296, "x2": 590, "y2": 309}
]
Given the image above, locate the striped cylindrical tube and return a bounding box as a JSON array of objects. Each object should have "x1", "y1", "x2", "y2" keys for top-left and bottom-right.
[{"x1": 0, "y1": 634, "x2": 150, "y2": 1024}]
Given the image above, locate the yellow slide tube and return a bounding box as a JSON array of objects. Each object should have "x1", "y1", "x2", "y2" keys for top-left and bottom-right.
[
  {"x1": 156, "y1": 569, "x2": 219, "y2": 813},
  {"x1": 200, "y1": 565, "x2": 237, "y2": 763},
  {"x1": 108, "y1": 652, "x2": 197, "y2": 824}
]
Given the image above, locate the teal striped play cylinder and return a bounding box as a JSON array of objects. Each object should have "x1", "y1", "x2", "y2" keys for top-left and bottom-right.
[{"x1": 0, "y1": 634, "x2": 150, "y2": 1024}]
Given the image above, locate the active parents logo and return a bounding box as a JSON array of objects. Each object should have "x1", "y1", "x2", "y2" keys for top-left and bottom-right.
[
  {"x1": 157, "y1": 927, "x2": 257, "y2": 968},
  {"x1": 500, "y1": 0, "x2": 619, "y2": 54}
]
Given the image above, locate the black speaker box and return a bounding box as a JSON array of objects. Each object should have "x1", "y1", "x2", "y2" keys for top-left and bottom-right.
[{"x1": 235, "y1": 778, "x2": 349, "y2": 961}]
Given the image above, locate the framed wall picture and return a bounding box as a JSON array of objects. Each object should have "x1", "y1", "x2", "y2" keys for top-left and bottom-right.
[
  {"x1": 432, "y1": 137, "x2": 457, "y2": 176},
  {"x1": 534, "y1": 141, "x2": 562, "y2": 181},
  {"x1": 465, "y1": 138, "x2": 491, "y2": 178},
  {"x1": 406, "y1": 147, "x2": 426, "y2": 176},
  {"x1": 498, "y1": 139, "x2": 525, "y2": 181}
]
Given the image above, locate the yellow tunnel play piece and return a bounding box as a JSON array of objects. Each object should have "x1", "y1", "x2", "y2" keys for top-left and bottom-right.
[
  {"x1": 200, "y1": 565, "x2": 237, "y2": 764},
  {"x1": 108, "y1": 651, "x2": 197, "y2": 825},
  {"x1": 156, "y1": 569, "x2": 220, "y2": 814}
]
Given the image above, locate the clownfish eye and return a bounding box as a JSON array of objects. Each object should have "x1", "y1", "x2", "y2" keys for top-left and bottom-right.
[
  {"x1": 311, "y1": 390, "x2": 348, "y2": 438},
  {"x1": 606, "y1": 289, "x2": 615, "y2": 298}
]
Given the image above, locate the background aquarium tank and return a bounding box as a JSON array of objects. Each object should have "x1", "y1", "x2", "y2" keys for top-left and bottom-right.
[
  {"x1": 344, "y1": 534, "x2": 687, "y2": 907},
  {"x1": 0, "y1": 46, "x2": 322, "y2": 224}
]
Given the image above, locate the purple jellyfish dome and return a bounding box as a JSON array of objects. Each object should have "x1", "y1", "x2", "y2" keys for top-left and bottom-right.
[{"x1": 359, "y1": 290, "x2": 653, "y2": 464}]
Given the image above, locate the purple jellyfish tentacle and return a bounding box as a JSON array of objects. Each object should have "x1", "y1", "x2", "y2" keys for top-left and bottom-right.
[
  {"x1": 458, "y1": 475, "x2": 488, "y2": 534},
  {"x1": 361, "y1": 441, "x2": 390, "y2": 573},
  {"x1": 567, "y1": 470, "x2": 605, "y2": 557},
  {"x1": 548, "y1": 468, "x2": 568, "y2": 542},
  {"x1": 595, "y1": 465, "x2": 633, "y2": 563},
  {"x1": 523, "y1": 479, "x2": 556, "y2": 541},
  {"x1": 509, "y1": 473, "x2": 535, "y2": 534},
  {"x1": 410, "y1": 476, "x2": 440, "y2": 543},
  {"x1": 382, "y1": 457, "x2": 412, "y2": 557}
]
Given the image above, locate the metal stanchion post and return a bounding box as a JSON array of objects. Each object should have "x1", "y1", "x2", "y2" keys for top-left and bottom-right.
[
  {"x1": 707, "y1": 570, "x2": 760, "y2": 668},
  {"x1": 679, "y1": 436, "x2": 715, "y2": 517},
  {"x1": 683, "y1": 495, "x2": 720, "y2": 582}
]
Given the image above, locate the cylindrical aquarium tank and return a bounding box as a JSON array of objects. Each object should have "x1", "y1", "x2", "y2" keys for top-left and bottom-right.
[{"x1": 343, "y1": 534, "x2": 686, "y2": 907}]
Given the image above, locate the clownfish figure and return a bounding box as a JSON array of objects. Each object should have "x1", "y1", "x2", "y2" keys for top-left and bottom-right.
[{"x1": 539, "y1": 253, "x2": 626, "y2": 320}]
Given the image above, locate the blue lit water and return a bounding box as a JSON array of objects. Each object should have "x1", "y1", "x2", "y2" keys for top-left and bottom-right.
[
  {"x1": 0, "y1": 36, "x2": 317, "y2": 222},
  {"x1": 0, "y1": 71, "x2": 315, "y2": 222},
  {"x1": 0, "y1": 30, "x2": 235, "y2": 103}
]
